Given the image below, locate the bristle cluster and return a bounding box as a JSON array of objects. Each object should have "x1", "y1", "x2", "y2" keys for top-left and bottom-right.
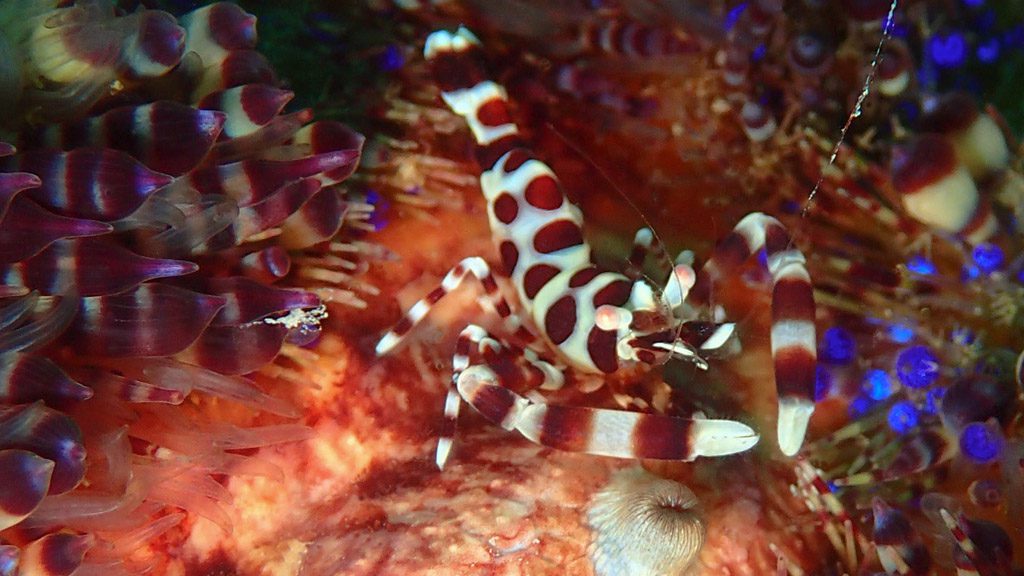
[
  {"x1": 1, "y1": 2, "x2": 186, "y2": 123},
  {"x1": 786, "y1": 68, "x2": 1022, "y2": 576},
  {"x1": 0, "y1": 2, "x2": 370, "y2": 573}
]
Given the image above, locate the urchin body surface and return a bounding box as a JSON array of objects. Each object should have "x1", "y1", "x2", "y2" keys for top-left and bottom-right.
[{"x1": 377, "y1": 26, "x2": 817, "y2": 469}]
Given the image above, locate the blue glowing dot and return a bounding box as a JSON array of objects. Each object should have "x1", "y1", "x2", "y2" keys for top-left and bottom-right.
[
  {"x1": 1005, "y1": 25, "x2": 1024, "y2": 49},
  {"x1": 972, "y1": 243, "x2": 1004, "y2": 272},
  {"x1": 917, "y1": 64, "x2": 938, "y2": 89},
  {"x1": 951, "y1": 327, "x2": 976, "y2": 346},
  {"x1": 953, "y1": 75, "x2": 983, "y2": 94},
  {"x1": 976, "y1": 9, "x2": 997, "y2": 32},
  {"x1": 378, "y1": 45, "x2": 405, "y2": 71},
  {"x1": 0, "y1": 551, "x2": 16, "y2": 576},
  {"x1": 815, "y1": 366, "x2": 833, "y2": 401},
  {"x1": 906, "y1": 255, "x2": 936, "y2": 275},
  {"x1": 889, "y1": 324, "x2": 914, "y2": 343},
  {"x1": 895, "y1": 345, "x2": 940, "y2": 389},
  {"x1": 864, "y1": 369, "x2": 896, "y2": 400},
  {"x1": 925, "y1": 386, "x2": 946, "y2": 413},
  {"x1": 890, "y1": 22, "x2": 909, "y2": 38},
  {"x1": 888, "y1": 401, "x2": 919, "y2": 434},
  {"x1": 962, "y1": 264, "x2": 981, "y2": 281},
  {"x1": 849, "y1": 395, "x2": 874, "y2": 417},
  {"x1": 305, "y1": 27, "x2": 336, "y2": 45},
  {"x1": 960, "y1": 422, "x2": 1004, "y2": 462},
  {"x1": 369, "y1": 215, "x2": 389, "y2": 232},
  {"x1": 895, "y1": 100, "x2": 921, "y2": 126},
  {"x1": 723, "y1": 2, "x2": 748, "y2": 32},
  {"x1": 929, "y1": 32, "x2": 967, "y2": 68},
  {"x1": 365, "y1": 190, "x2": 390, "y2": 231},
  {"x1": 821, "y1": 327, "x2": 856, "y2": 364},
  {"x1": 752, "y1": 44, "x2": 768, "y2": 62},
  {"x1": 977, "y1": 38, "x2": 1000, "y2": 63},
  {"x1": 781, "y1": 199, "x2": 800, "y2": 214},
  {"x1": 962, "y1": 0, "x2": 983, "y2": 6}
]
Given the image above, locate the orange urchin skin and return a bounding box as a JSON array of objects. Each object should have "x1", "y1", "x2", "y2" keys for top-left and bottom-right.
[
  {"x1": 151, "y1": 120, "x2": 839, "y2": 575},
  {"x1": 157, "y1": 198, "x2": 833, "y2": 576},
  {"x1": 644, "y1": 456, "x2": 840, "y2": 575},
  {"x1": 178, "y1": 22, "x2": 833, "y2": 576},
  {"x1": 166, "y1": 54, "x2": 813, "y2": 576},
  {"x1": 132, "y1": 3, "x2": 1021, "y2": 574}
]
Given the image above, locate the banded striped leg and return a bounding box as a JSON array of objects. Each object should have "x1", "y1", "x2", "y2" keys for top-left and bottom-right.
[
  {"x1": 624, "y1": 227, "x2": 671, "y2": 279},
  {"x1": 830, "y1": 428, "x2": 956, "y2": 487},
  {"x1": 438, "y1": 324, "x2": 564, "y2": 469},
  {"x1": 688, "y1": 212, "x2": 817, "y2": 456},
  {"x1": 938, "y1": 510, "x2": 983, "y2": 576},
  {"x1": 456, "y1": 362, "x2": 759, "y2": 461},
  {"x1": 376, "y1": 256, "x2": 534, "y2": 355},
  {"x1": 937, "y1": 508, "x2": 1013, "y2": 576},
  {"x1": 871, "y1": 498, "x2": 932, "y2": 576},
  {"x1": 793, "y1": 458, "x2": 869, "y2": 568}
]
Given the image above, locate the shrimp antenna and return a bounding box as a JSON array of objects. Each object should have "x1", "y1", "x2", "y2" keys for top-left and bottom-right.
[
  {"x1": 801, "y1": 0, "x2": 900, "y2": 218},
  {"x1": 542, "y1": 121, "x2": 690, "y2": 360}
]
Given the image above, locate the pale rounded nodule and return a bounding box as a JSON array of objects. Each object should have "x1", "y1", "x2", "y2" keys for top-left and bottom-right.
[{"x1": 588, "y1": 467, "x2": 705, "y2": 576}]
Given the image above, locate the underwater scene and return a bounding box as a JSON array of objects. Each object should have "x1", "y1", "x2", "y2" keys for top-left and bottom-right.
[{"x1": 0, "y1": 0, "x2": 1022, "y2": 574}]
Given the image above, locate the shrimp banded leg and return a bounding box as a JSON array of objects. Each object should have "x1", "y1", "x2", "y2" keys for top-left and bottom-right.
[
  {"x1": 624, "y1": 227, "x2": 671, "y2": 279},
  {"x1": 449, "y1": 331, "x2": 759, "y2": 465},
  {"x1": 375, "y1": 256, "x2": 536, "y2": 355},
  {"x1": 438, "y1": 323, "x2": 563, "y2": 469},
  {"x1": 688, "y1": 212, "x2": 817, "y2": 456}
]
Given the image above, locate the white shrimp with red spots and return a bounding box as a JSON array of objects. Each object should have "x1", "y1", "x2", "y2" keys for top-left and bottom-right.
[{"x1": 377, "y1": 27, "x2": 818, "y2": 468}]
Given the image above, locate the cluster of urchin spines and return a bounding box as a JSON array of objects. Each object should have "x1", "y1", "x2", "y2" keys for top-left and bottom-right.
[{"x1": 0, "y1": 2, "x2": 369, "y2": 574}]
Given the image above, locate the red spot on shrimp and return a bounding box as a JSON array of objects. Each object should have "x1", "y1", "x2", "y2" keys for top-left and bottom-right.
[
  {"x1": 499, "y1": 241, "x2": 519, "y2": 274},
  {"x1": 569, "y1": 266, "x2": 601, "y2": 288},
  {"x1": 534, "y1": 220, "x2": 583, "y2": 254},
  {"x1": 523, "y1": 264, "x2": 560, "y2": 299},
  {"x1": 545, "y1": 295, "x2": 577, "y2": 345},
  {"x1": 524, "y1": 175, "x2": 563, "y2": 210},
  {"x1": 592, "y1": 279, "x2": 631, "y2": 307},
  {"x1": 477, "y1": 99, "x2": 513, "y2": 127},
  {"x1": 587, "y1": 326, "x2": 619, "y2": 373},
  {"x1": 503, "y1": 148, "x2": 532, "y2": 171},
  {"x1": 492, "y1": 193, "x2": 518, "y2": 224}
]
